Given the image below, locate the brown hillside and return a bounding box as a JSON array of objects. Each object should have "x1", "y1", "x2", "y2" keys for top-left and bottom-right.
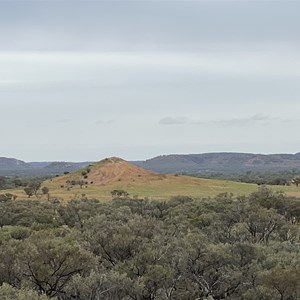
[{"x1": 51, "y1": 157, "x2": 168, "y2": 186}]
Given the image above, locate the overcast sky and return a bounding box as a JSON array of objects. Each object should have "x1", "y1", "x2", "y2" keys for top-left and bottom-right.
[{"x1": 1, "y1": 0, "x2": 300, "y2": 161}]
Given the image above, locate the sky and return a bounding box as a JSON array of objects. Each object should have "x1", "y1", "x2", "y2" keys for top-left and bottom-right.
[{"x1": 1, "y1": 0, "x2": 300, "y2": 162}]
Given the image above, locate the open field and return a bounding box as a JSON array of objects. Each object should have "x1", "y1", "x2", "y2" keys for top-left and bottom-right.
[{"x1": 4, "y1": 175, "x2": 300, "y2": 202}]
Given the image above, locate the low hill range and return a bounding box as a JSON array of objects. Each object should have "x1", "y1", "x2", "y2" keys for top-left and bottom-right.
[
  {"x1": 2, "y1": 152, "x2": 300, "y2": 176},
  {"x1": 0, "y1": 157, "x2": 29, "y2": 170},
  {"x1": 0, "y1": 157, "x2": 92, "y2": 176},
  {"x1": 133, "y1": 152, "x2": 300, "y2": 174}
]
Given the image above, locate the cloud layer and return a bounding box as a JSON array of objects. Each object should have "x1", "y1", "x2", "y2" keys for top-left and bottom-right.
[
  {"x1": 159, "y1": 114, "x2": 297, "y2": 127},
  {"x1": 1, "y1": 1, "x2": 300, "y2": 160}
]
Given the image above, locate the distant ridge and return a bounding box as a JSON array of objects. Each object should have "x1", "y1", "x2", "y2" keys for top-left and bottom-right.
[
  {"x1": 45, "y1": 161, "x2": 92, "y2": 171},
  {"x1": 0, "y1": 157, "x2": 30, "y2": 170},
  {"x1": 132, "y1": 152, "x2": 300, "y2": 174},
  {"x1": 0, "y1": 157, "x2": 92, "y2": 176},
  {"x1": 2, "y1": 152, "x2": 300, "y2": 176}
]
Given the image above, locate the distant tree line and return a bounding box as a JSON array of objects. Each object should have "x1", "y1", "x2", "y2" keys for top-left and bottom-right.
[
  {"x1": 0, "y1": 176, "x2": 52, "y2": 190},
  {"x1": 187, "y1": 170, "x2": 300, "y2": 186}
]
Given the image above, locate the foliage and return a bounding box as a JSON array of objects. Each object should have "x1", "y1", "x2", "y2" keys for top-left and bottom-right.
[
  {"x1": 0, "y1": 176, "x2": 51, "y2": 190},
  {"x1": 189, "y1": 170, "x2": 299, "y2": 186},
  {"x1": 111, "y1": 189, "x2": 129, "y2": 198},
  {"x1": 0, "y1": 193, "x2": 17, "y2": 202},
  {"x1": 0, "y1": 187, "x2": 299, "y2": 299},
  {"x1": 24, "y1": 181, "x2": 42, "y2": 198},
  {"x1": 291, "y1": 175, "x2": 300, "y2": 187},
  {"x1": 0, "y1": 283, "x2": 51, "y2": 300}
]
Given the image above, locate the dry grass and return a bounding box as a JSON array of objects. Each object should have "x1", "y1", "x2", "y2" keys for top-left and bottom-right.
[{"x1": 4, "y1": 157, "x2": 300, "y2": 202}]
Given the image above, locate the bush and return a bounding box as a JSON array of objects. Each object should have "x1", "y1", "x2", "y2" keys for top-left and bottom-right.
[{"x1": 0, "y1": 284, "x2": 50, "y2": 300}]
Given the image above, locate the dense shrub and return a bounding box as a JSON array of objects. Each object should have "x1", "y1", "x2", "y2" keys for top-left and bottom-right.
[{"x1": 0, "y1": 188, "x2": 299, "y2": 299}]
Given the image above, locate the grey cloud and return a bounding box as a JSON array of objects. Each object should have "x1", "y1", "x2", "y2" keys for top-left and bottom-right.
[
  {"x1": 1, "y1": 1, "x2": 300, "y2": 52},
  {"x1": 214, "y1": 114, "x2": 273, "y2": 126},
  {"x1": 160, "y1": 114, "x2": 293, "y2": 127},
  {"x1": 2, "y1": 1, "x2": 300, "y2": 161},
  {"x1": 213, "y1": 114, "x2": 300, "y2": 126},
  {"x1": 159, "y1": 117, "x2": 190, "y2": 125},
  {"x1": 251, "y1": 114, "x2": 270, "y2": 121},
  {"x1": 57, "y1": 119, "x2": 70, "y2": 124},
  {"x1": 95, "y1": 120, "x2": 115, "y2": 125}
]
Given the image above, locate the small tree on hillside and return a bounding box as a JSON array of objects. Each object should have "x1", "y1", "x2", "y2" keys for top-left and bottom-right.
[
  {"x1": 24, "y1": 182, "x2": 41, "y2": 198},
  {"x1": 79, "y1": 180, "x2": 85, "y2": 189},
  {"x1": 24, "y1": 187, "x2": 34, "y2": 198},
  {"x1": 42, "y1": 187, "x2": 50, "y2": 201}
]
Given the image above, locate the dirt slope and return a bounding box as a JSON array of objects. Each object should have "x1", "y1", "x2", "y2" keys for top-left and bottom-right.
[{"x1": 51, "y1": 157, "x2": 168, "y2": 186}]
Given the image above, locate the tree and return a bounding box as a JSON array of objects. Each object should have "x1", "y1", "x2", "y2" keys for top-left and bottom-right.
[
  {"x1": 0, "y1": 283, "x2": 50, "y2": 300},
  {"x1": 19, "y1": 231, "x2": 93, "y2": 298},
  {"x1": 0, "y1": 193, "x2": 17, "y2": 202},
  {"x1": 41, "y1": 187, "x2": 50, "y2": 201},
  {"x1": 79, "y1": 180, "x2": 85, "y2": 189},
  {"x1": 0, "y1": 240, "x2": 21, "y2": 286},
  {"x1": 244, "y1": 207, "x2": 284, "y2": 244},
  {"x1": 262, "y1": 267, "x2": 300, "y2": 299},
  {"x1": 0, "y1": 177, "x2": 7, "y2": 189},
  {"x1": 65, "y1": 270, "x2": 135, "y2": 300},
  {"x1": 291, "y1": 175, "x2": 300, "y2": 187},
  {"x1": 111, "y1": 189, "x2": 129, "y2": 198},
  {"x1": 23, "y1": 187, "x2": 34, "y2": 198},
  {"x1": 24, "y1": 182, "x2": 41, "y2": 198},
  {"x1": 41, "y1": 187, "x2": 49, "y2": 195}
]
